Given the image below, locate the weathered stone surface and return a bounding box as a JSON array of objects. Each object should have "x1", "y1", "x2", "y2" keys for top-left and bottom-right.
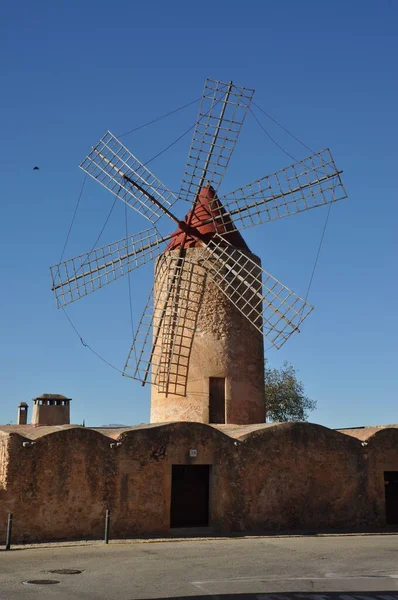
[
  {"x1": 151, "y1": 248, "x2": 265, "y2": 424},
  {"x1": 0, "y1": 422, "x2": 397, "y2": 543},
  {"x1": 0, "y1": 433, "x2": 8, "y2": 490},
  {"x1": 31, "y1": 394, "x2": 71, "y2": 426}
]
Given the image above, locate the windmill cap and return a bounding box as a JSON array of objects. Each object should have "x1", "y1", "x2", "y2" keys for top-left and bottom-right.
[{"x1": 165, "y1": 185, "x2": 250, "y2": 252}]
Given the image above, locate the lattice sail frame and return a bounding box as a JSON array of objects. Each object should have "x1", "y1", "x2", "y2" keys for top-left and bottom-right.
[
  {"x1": 50, "y1": 228, "x2": 166, "y2": 308},
  {"x1": 179, "y1": 79, "x2": 254, "y2": 202},
  {"x1": 80, "y1": 131, "x2": 177, "y2": 224},
  {"x1": 124, "y1": 253, "x2": 206, "y2": 396},
  {"x1": 195, "y1": 234, "x2": 314, "y2": 349},
  {"x1": 214, "y1": 148, "x2": 346, "y2": 232}
]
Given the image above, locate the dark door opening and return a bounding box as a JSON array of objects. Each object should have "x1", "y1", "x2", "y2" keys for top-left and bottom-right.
[
  {"x1": 209, "y1": 377, "x2": 225, "y2": 424},
  {"x1": 170, "y1": 465, "x2": 210, "y2": 528},
  {"x1": 384, "y1": 471, "x2": 398, "y2": 525}
]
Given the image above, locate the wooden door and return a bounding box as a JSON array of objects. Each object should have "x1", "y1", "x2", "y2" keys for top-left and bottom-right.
[
  {"x1": 170, "y1": 465, "x2": 210, "y2": 528},
  {"x1": 209, "y1": 377, "x2": 225, "y2": 424},
  {"x1": 385, "y1": 471, "x2": 398, "y2": 525}
]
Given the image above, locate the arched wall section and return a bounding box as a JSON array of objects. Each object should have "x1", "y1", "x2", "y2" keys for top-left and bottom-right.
[
  {"x1": 0, "y1": 423, "x2": 396, "y2": 543},
  {"x1": 234, "y1": 422, "x2": 371, "y2": 531},
  {"x1": 364, "y1": 429, "x2": 398, "y2": 527},
  {"x1": 2, "y1": 428, "x2": 115, "y2": 542}
]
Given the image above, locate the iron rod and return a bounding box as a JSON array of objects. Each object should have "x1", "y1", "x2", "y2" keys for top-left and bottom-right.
[
  {"x1": 5, "y1": 513, "x2": 12, "y2": 551},
  {"x1": 197, "y1": 81, "x2": 233, "y2": 192},
  {"x1": 93, "y1": 149, "x2": 180, "y2": 225},
  {"x1": 104, "y1": 509, "x2": 110, "y2": 544}
]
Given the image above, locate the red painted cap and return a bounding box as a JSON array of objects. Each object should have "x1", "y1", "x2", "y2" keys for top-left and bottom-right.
[{"x1": 165, "y1": 186, "x2": 250, "y2": 252}]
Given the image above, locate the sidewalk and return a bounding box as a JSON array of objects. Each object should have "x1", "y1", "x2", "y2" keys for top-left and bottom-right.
[{"x1": 3, "y1": 527, "x2": 398, "y2": 551}]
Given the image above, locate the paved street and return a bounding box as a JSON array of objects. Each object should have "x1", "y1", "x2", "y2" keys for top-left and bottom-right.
[{"x1": 0, "y1": 535, "x2": 398, "y2": 600}]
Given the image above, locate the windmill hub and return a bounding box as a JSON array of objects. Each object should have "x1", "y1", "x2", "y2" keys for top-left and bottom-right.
[
  {"x1": 166, "y1": 186, "x2": 250, "y2": 252},
  {"x1": 177, "y1": 220, "x2": 191, "y2": 234}
]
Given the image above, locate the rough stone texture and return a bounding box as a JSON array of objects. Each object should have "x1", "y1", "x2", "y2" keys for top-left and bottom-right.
[
  {"x1": 17, "y1": 403, "x2": 28, "y2": 425},
  {"x1": 151, "y1": 248, "x2": 265, "y2": 425},
  {"x1": 31, "y1": 402, "x2": 70, "y2": 426},
  {"x1": 338, "y1": 425, "x2": 398, "y2": 440},
  {"x1": 364, "y1": 428, "x2": 398, "y2": 527},
  {"x1": 234, "y1": 423, "x2": 370, "y2": 531},
  {"x1": 0, "y1": 422, "x2": 397, "y2": 543},
  {"x1": 0, "y1": 433, "x2": 8, "y2": 490}
]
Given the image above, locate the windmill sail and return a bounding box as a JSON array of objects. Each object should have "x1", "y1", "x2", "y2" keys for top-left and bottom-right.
[
  {"x1": 51, "y1": 228, "x2": 167, "y2": 307},
  {"x1": 179, "y1": 79, "x2": 254, "y2": 202},
  {"x1": 215, "y1": 149, "x2": 347, "y2": 232},
  {"x1": 196, "y1": 234, "x2": 314, "y2": 349},
  {"x1": 124, "y1": 253, "x2": 205, "y2": 396},
  {"x1": 80, "y1": 131, "x2": 177, "y2": 224}
]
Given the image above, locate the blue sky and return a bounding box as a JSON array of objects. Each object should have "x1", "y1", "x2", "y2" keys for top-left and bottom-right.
[{"x1": 0, "y1": 1, "x2": 397, "y2": 428}]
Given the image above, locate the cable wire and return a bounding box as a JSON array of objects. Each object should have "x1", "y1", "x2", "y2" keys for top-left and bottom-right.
[
  {"x1": 76, "y1": 196, "x2": 118, "y2": 275},
  {"x1": 252, "y1": 100, "x2": 315, "y2": 154},
  {"x1": 303, "y1": 201, "x2": 333, "y2": 304},
  {"x1": 249, "y1": 106, "x2": 298, "y2": 163},
  {"x1": 62, "y1": 308, "x2": 124, "y2": 374},
  {"x1": 58, "y1": 185, "x2": 123, "y2": 373},
  {"x1": 142, "y1": 121, "x2": 198, "y2": 168},
  {"x1": 249, "y1": 103, "x2": 334, "y2": 314},
  {"x1": 59, "y1": 174, "x2": 87, "y2": 262},
  {"x1": 118, "y1": 97, "x2": 201, "y2": 138},
  {"x1": 124, "y1": 202, "x2": 139, "y2": 367}
]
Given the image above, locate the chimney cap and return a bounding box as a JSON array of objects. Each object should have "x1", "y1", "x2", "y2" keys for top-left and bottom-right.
[
  {"x1": 18, "y1": 402, "x2": 29, "y2": 408},
  {"x1": 33, "y1": 394, "x2": 71, "y2": 401}
]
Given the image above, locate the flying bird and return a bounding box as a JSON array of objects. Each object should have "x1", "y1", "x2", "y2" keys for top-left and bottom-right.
[{"x1": 33, "y1": 166, "x2": 39, "y2": 171}]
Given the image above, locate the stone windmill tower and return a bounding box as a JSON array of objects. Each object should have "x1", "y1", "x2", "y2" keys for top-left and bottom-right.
[
  {"x1": 150, "y1": 185, "x2": 265, "y2": 425},
  {"x1": 50, "y1": 79, "x2": 347, "y2": 425}
]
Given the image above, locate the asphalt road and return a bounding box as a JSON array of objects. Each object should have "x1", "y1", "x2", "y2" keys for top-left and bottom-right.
[{"x1": 0, "y1": 535, "x2": 397, "y2": 600}]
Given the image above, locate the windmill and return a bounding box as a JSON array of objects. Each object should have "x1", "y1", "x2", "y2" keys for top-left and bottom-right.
[{"x1": 50, "y1": 79, "x2": 347, "y2": 425}]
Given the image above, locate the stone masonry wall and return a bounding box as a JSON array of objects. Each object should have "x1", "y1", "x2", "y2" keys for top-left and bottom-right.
[
  {"x1": 364, "y1": 428, "x2": 398, "y2": 527},
  {"x1": 0, "y1": 422, "x2": 395, "y2": 544},
  {"x1": 0, "y1": 434, "x2": 8, "y2": 490},
  {"x1": 151, "y1": 248, "x2": 265, "y2": 424},
  {"x1": 234, "y1": 423, "x2": 371, "y2": 531}
]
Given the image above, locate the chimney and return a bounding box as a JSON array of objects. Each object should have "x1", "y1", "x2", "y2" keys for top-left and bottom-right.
[
  {"x1": 17, "y1": 402, "x2": 29, "y2": 425},
  {"x1": 31, "y1": 394, "x2": 71, "y2": 426}
]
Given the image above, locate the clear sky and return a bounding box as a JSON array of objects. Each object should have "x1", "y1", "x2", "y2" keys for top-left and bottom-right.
[{"x1": 1, "y1": 1, "x2": 397, "y2": 428}]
